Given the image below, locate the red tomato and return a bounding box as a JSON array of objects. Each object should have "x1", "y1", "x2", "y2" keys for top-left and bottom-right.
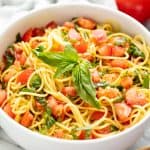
[
  {"x1": 115, "y1": 103, "x2": 131, "y2": 121},
  {"x1": 116, "y1": 0, "x2": 150, "y2": 23},
  {"x1": 111, "y1": 46, "x2": 125, "y2": 57},
  {"x1": 61, "y1": 86, "x2": 77, "y2": 97},
  {"x1": 3, "y1": 103, "x2": 15, "y2": 118},
  {"x1": 17, "y1": 68, "x2": 33, "y2": 84},
  {"x1": 77, "y1": 17, "x2": 96, "y2": 30},
  {"x1": 46, "y1": 21, "x2": 57, "y2": 29},
  {"x1": 92, "y1": 29, "x2": 107, "y2": 43},
  {"x1": 22, "y1": 28, "x2": 33, "y2": 42},
  {"x1": 91, "y1": 111, "x2": 104, "y2": 121},
  {"x1": 91, "y1": 71, "x2": 101, "y2": 83},
  {"x1": 32, "y1": 28, "x2": 45, "y2": 37},
  {"x1": 20, "y1": 111, "x2": 33, "y2": 127},
  {"x1": 96, "y1": 126, "x2": 111, "y2": 134},
  {"x1": 99, "y1": 45, "x2": 112, "y2": 56},
  {"x1": 74, "y1": 41, "x2": 88, "y2": 53},
  {"x1": 68, "y1": 29, "x2": 81, "y2": 41},
  {"x1": 79, "y1": 130, "x2": 86, "y2": 140},
  {"x1": 111, "y1": 60, "x2": 129, "y2": 69},
  {"x1": 63, "y1": 22, "x2": 74, "y2": 28}
]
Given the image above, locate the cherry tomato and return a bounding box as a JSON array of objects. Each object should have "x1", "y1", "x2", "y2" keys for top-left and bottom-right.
[
  {"x1": 116, "y1": 0, "x2": 150, "y2": 23},
  {"x1": 17, "y1": 68, "x2": 33, "y2": 84}
]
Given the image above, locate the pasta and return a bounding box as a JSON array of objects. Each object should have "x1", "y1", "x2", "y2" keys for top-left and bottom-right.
[{"x1": 0, "y1": 17, "x2": 150, "y2": 140}]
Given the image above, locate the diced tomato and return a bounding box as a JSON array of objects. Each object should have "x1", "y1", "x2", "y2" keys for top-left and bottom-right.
[
  {"x1": 74, "y1": 40, "x2": 88, "y2": 53},
  {"x1": 61, "y1": 86, "x2": 76, "y2": 97},
  {"x1": 125, "y1": 88, "x2": 147, "y2": 106},
  {"x1": 47, "y1": 96, "x2": 64, "y2": 118},
  {"x1": 110, "y1": 60, "x2": 129, "y2": 69},
  {"x1": 77, "y1": 17, "x2": 96, "y2": 30},
  {"x1": 35, "y1": 101, "x2": 43, "y2": 111},
  {"x1": 32, "y1": 28, "x2": 45, "y2": 37},
  {"x1": 20, "y1": 111, "x2": 33, "y2": 127},
  {"x1": 63, "y1": 22, "x2": 74, "y2": 29},
  {"x1": 96, "y1": 126, "x2": 111, "y2": 134},
  {"x1": 120, "y1": 76, "x2": 133, "y2": 89},
  {"x1": 0, "y1": 89, "x2": 7, "y2": 106},
  {"x1": 46, "y1": 21, "x2": 57, "y2": 29},
  {"x1": 54, "y1": 130, "x2": 64, "y2": 138},
  {"x1": 81, "y1": 52, "x2": 94, "y2": 61},
  {"x1": 115, "y1": 103, "x2": 131, "y2": 121},
  {"x1": 22, "y1": 28, "x2": 33, "y2": 42},
  {"x1": 16, "y1": 68, "x2": 33, "y2": 84},
  {"x1": 3, "y1": 103, "x2": 15, "y2": 118},
  {"x1": 92, "y1": 29, "x2": 107, "y2": 43},
  {"x1": 99, "y1": 45, "x2": 112, "y2": 56},
  {"x1": 111, "y1": 46, "x2": 125, "y2": 57},
  {"x1": 91, "y1": 111, "x2": 104, "y2": 121},
  {"x1": 91, "y1": 71, "x2": 100, "y2": 83},
  {"x1": 68, "y1": 29, "x2": 81, "y2": 41},
  {"x1": 79, "y1": 130, "x2": 86, "y2": 140}
]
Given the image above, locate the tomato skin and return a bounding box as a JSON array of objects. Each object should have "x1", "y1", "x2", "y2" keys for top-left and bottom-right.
[
  {"x1": 22, "y1": 28, "x2": 33, "y2": 42},
  {"x1": 32, "y1": 28, "x2": 45, "y2": 37},
  {"x1": 116, "y1": 0, "x2": 150, "y2": 23},
  {"x1": 77, "y1": 17, "x2": 96, "y2": 30},
  {"x1": 3, "y1": 103, "x2": 15, "y2": 118},
  {"x1": 20, "y1": 111, "x2": 33, "y2": 127},
  {"x1": 46, "y1": 21, "x2": 57, "y2": 29},
  {"x1": 16, "y1": 69, "x2": 33, "y2": 84},
  {"x1": 74, "y1": 41, "x2": 88, "y2": 53},
  {"x1": 120, "y1": 76, "x2": 133, "y2": 89},
  {"x1": 111, "y1": 60, "x2": 129, "y2": 69},
  {"x1": 91, "y1": 111, "x2": 104, "y2": 121},
  {"x1": 61, "y1": 86, "x2": 76, "y2": 97},
  {"x1": 111, "y1": 46, "x2": 125, "y2": 57},
  {"x1": 99, "y1": 45, "x2": 112, "y2": 56},
  {"x1": 63, "y1": 22, "x2": 74, "y2": 29}
]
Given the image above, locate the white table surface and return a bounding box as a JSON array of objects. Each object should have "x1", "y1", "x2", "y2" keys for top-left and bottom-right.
[{"x1": 0, "y1": 0, "x2": 150, "y2": 150}]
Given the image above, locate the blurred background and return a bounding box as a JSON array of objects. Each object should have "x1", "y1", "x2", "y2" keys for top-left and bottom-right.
[{"x1": 0, "y1": 0, "x2": 150, "y2": 30}]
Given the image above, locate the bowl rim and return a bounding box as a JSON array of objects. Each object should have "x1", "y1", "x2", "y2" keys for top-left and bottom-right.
[{"x1": 0, "y1": 3, "x2": 150, "y2": 144}]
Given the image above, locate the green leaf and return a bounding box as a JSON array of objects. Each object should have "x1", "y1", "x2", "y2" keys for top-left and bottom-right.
[
  {"x1": 54, "y1": 62, "x2": 76, "y2": 78},
  {"x1": 72, "y1": 61, "x2": 100, "y2": 109},
  {"x1": 46, "y1": 116, "x2": 56, "y2": 129},
  {"x1": 33, "y1": 45, "x2": 78, "y2": 67},
  {"x1": 143, "y1": 74, "x2": 150, "y2": 89},
  {"x1": 64, "y1": 44, "x2": 79, "y2": 62},
  {"x1": 35, "y1": 97, "x2": 47, "y2": 107},
  {"x1": 35, "y1": 45, "x2": 45, "y2": 52},
  {"x1": 30, "y1": 74, "x2": 41, "y2": 89},
  {"x1": 21, "y1": 88, "x2": 35, "y2": 92},
  {"x1": 128, "y1": 43, "x2": 145, "y2": 58}
]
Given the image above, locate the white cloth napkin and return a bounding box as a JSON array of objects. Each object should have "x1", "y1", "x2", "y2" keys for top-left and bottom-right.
[{"x1": 0, "y1": 0, "x2": 149, "y2": 150}]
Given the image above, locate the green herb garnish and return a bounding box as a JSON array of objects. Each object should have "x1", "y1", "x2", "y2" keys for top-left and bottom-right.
[
  {"x1": 21, "y1": 88, "x2": 35, "y2": 93},
  {"x1": 30, "y1": 74, "x2": 41, "y2": 89},
  {"x1": 33, "y1": 45, "x2": 100, "y2": 109},
  {"x1": 128, "y1": 43, "x2": 145, "y2": 58},
  {"x1": 143, "y1": 74, "x2": 150, "y2": 89}
]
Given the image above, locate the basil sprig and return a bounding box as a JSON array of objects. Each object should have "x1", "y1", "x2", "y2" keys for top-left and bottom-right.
[{"x1": 33, "y1": 45, "x2": 100, "y2": 108}]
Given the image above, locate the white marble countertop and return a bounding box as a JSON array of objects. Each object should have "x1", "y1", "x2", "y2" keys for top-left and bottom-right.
[{"x1": 0, "y1": 0, "x2": 150, "y2": 150}]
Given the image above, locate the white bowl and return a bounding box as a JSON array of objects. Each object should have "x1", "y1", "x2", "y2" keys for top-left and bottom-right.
[{"x1": 0, "y1": 3, "x2": 150, "y2": 150}]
